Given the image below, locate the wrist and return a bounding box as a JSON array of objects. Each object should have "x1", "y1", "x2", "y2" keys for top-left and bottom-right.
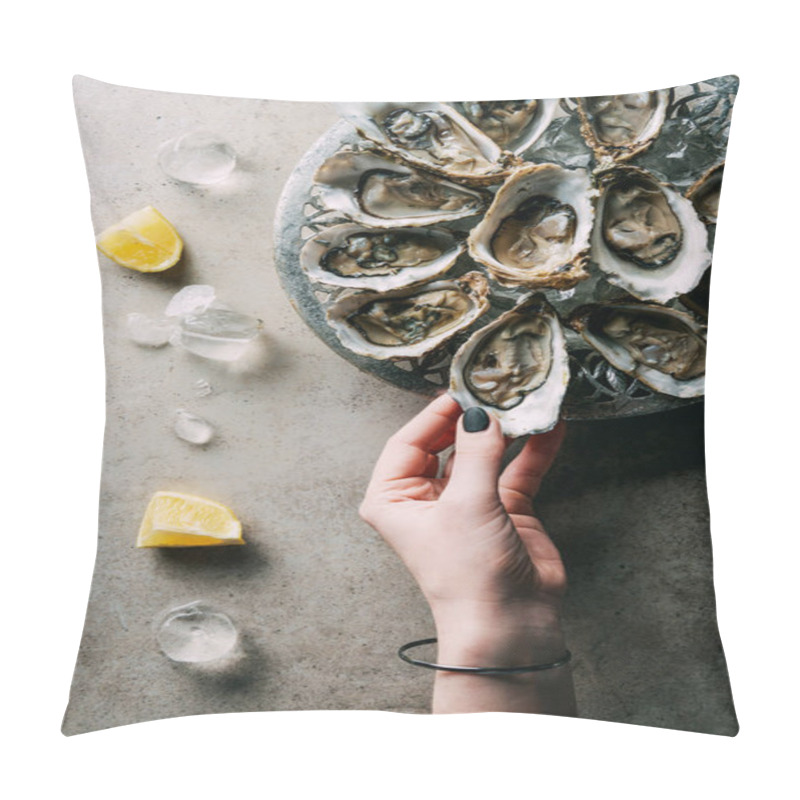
[{"x1": 431, "y1": 598, "x2": 567, "y2": 668}]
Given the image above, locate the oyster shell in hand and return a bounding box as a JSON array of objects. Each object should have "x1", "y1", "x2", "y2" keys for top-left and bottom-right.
[
  {"x1": 300, "y1": 224, "x2": 465, "y2": 291},
  {"x1": 591, "y1": 166, "x2": 711, "y2": 303},
  {"x1": 314, "y1": 150, "x2": 487, "y2": 228},
  {"x1": 570, "y1": 303, "x2": 706, "y2": 398},
  {"x1": 468, "y1": 163, "x2": 596, "y2": 290},
  {"x1": 325, "y1": 272, "x2": 490, "y2": 360},
  {"x1": 449, "y1": 295, "x2": 569, "y2": 436}
]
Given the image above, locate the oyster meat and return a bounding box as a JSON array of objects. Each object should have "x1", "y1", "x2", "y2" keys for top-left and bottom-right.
[
  {"x1": 326, "y1": 272, "x2": 490, "y2": 360},
  {"x1": 468, "y1": 163, "x2": 596, "y2": 289},
  {"x1": 602, "y1": 173, "x2": 682, "y2": 267},
  {"x1": 314, "y1": 151, "x2": 486, "y2": 228},
  {"x1": 300, "y1": 224, "x2": 465, "y2": 290},
  {"x1": 450, "y1": 295, "x2": 569, "y2": 436},
  {"x1": 591, "y1": 166, "x2": 711, "y2": 303},
  {"x1": 577, "y1": 90, "x2": 671, "y2": 163},
  {"x1": 570, "y1": 303, "x2": 706, "y2": 397},
  {"x1": 338, "y1": 103, "x2": 508, "y2": 184},
  {"x1": 453, "y1": 99, "x2": 557, "y2": 154},
  {"x1": 492, "y1": 196, "x2": 577, "y2": 269}
]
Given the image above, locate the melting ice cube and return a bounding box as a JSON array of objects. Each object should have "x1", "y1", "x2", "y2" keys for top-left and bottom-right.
[
  {"x1": 158, "y1": 131, "x2": 237, "y2": 185},
  {"x1": 177, "y1": 308, "x2": 261, "y2": 361},
  {"x1": 193, "y1": 379, "x2": 213, "y2": 397},
  {"x1": 166, "y1": 285, "x2": 216, "y2": 318},
  {"x1": 174, "y1": 409, "x2": 215, "y2": 444},
  {"x1": 156, "y1": 602, "x2": 239, "y2": 663},
  {"x1": 126, "y1": 313, "x2": 174, "y2": 347}
]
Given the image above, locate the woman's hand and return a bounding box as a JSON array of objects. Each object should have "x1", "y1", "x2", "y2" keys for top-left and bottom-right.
[{"x1": 360, "y1": 394, "x2": 576, "y2": 715}]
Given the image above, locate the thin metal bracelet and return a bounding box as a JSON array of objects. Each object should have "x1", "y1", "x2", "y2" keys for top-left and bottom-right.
[{"x1": 398, "y1": 637, "x2": 572, "y2": 675}]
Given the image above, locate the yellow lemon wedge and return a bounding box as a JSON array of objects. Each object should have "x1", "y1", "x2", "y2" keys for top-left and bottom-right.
[
  {"x1": 137, "y1": 491, "x2": 244, "y2": 547},
  {"x1": 96, "y1": 206, "x2": 183, "y2": 272}
]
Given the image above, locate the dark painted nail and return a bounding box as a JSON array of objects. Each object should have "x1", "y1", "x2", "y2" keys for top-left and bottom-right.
[{"x1": 463, "y1": 407, "x2": 489, "y2": 432}]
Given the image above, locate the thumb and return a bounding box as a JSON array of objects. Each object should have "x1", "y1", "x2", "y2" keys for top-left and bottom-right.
[{"x1": 441, "y1": 407, "x2": 506, "y2": 503}]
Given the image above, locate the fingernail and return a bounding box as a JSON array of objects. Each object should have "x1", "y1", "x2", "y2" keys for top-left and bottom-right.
[{"x1": 463, "y1": 407, "x2": 489, "y2": 432}]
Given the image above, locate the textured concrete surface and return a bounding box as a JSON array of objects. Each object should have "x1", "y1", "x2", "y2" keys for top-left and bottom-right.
[{"x1": 63, "y1": 77, "x2": 737, "y2": 736}]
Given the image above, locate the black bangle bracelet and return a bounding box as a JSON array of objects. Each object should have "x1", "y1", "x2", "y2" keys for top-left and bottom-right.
[{"x1": 398, "y1": 637, "x2": 572, "y2": 675}]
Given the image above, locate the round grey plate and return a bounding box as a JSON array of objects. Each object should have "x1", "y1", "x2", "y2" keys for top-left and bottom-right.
[{"x1": 273, "y1": 121, "x2": 700, "y2": 421}]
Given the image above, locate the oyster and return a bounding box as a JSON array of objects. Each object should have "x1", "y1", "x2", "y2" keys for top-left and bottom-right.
[
  {"x1": 577, "y1": 90, "x2": 671, "y2": 163},
  {"x1": 686, "y1": 163, "x2": 724, "y2": 224},
  {"x1": 337, "y1": 102, "x2": 510, "y2": 184},
  {"x1": 326, "y1": 272, "x2": 490, "y2": 360},
  {"x1": 591, "y1": 166, "x2": 711, "y2": 303},
  {"x1": 300, "y1": 224, "x2": 465, "y2": 290},
  {"x1": 449, "y1": 295, "x2": 569, "y2": 436},
  {"x1": 452, "y1": 99, "x2": 557, "y2": 155},
  {"x1": 570, "y1": 303, "x2": 706, "y2": 398},
  {"x1": 468, "y1": 163, "x2": 596, "y2": 289},
  {"x1": 314, "y1": 150, "x2": 486, "y2": 228},
  {"x1": 679, "y1": 268, "x2": 711, "y2": 319}
]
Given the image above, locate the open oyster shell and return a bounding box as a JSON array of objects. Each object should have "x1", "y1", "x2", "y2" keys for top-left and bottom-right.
[
  {"x1": 314, "y1": 150, "x2": 487, "y2": 228},
  {"x1": 337, "y1": 102, "x2": 512, "y2": 185},
  {"x1": 570, "y1": 302, "x2": 706, "y2": 398},
  {"x1": 325, "y1": 271, "x2": 490, "y2": 360},
  {"x1": 449, "y1": 295, "x2": 569, "y2": 436},
  {"x1": 451, "y1": 99, "x2": 558, "y2": 155},
  {"x1": 300, "y1": 224, "x2": 465, "y2": 291},
  {"x1": 591, "y1": 166, "x2": 711, "y2": 303},
  {"x1": 686, "y1": 162, "x2": 724, "y2": 224},
  {"x1": 468, "y1": 163, "x2": 597, "y2": 290},
  {"x1": 577, "y1": 90, "x2": 671, "y2": 164},
  {"x1": 680, "y1": 268, "x2": 711, "y2": 319}
]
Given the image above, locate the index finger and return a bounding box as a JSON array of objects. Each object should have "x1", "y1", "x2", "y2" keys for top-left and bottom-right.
[
  {"x1": 369, "y1": 394, "x2": 462, "y2": 485},
  {"x1": 498, "y1": 421, "x2": 566, "y2": 514}
]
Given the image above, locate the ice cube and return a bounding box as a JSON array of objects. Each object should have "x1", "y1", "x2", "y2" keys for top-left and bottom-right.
[
  {"x1": 158, "y1": 131, "x2": 237, "y2": 185},
  {"x1": 165, "y1": 285, "x2": 216, "y2": 318},
  {"x1": 193, "y1": 379, "x2": 213, "y2": 397},
  {"x1": 125, "y1": 312, "x2": 174, "y2": 347},
  {"x1": 177, "y1": 308, "x2": 261, "y2": 361},
  {"x1": 174, "y1": 409, "x2": 215, "y2": 444},
  {"x1": 156, "y1": 602, "x2": 238, "y2": 663}
]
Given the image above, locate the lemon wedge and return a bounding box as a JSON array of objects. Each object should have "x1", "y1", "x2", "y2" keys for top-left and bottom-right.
[
  {"x1": 137, "y1": 491, "x2": 244, "y2": 547},
  {"x1": 96, "y1": 206, "x2": 183, "y2": 272}
]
